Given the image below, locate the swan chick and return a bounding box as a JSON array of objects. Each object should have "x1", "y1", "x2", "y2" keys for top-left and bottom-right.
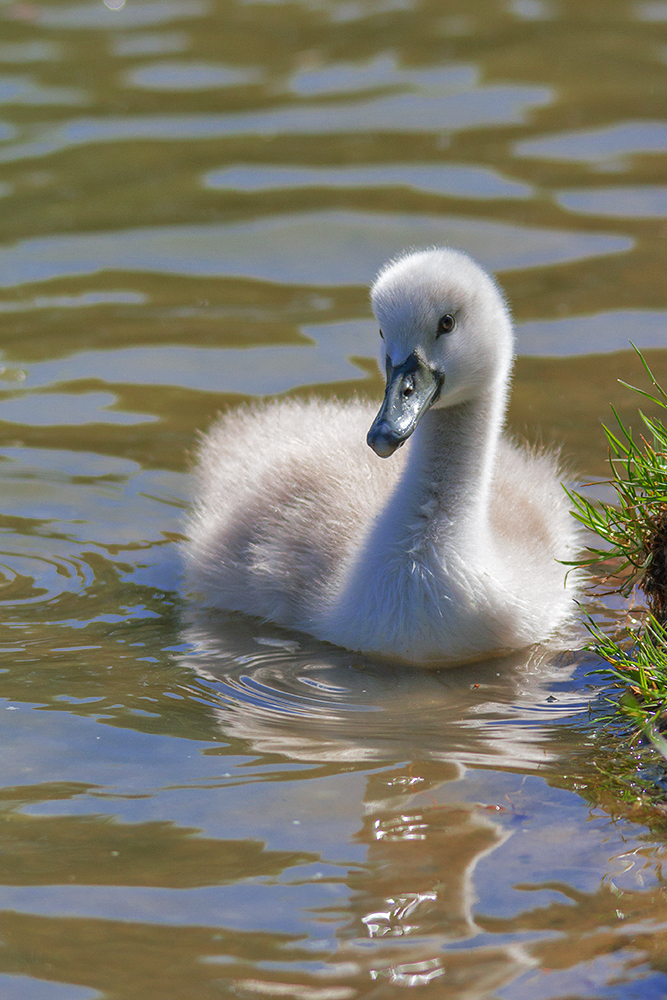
[{"x1": 184, "y1": 247, "x2": 578, "y2": 664}]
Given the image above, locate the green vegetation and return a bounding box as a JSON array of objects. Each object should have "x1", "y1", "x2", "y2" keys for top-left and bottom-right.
[
  {"x1": 567, "y1": 347, "x2": 667, "y2": 742},
  {"x1": 587, "y1": 615, "x2": 667, "y2": 753}
]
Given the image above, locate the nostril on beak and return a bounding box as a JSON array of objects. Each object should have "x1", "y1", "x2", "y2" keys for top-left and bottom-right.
[{"x1": 402, "y1": 378, "x2": 414, "y2": 399}]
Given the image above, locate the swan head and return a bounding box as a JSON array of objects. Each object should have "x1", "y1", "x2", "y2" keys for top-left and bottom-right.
[{"x1": 367, "y1": 248, "x2": 514, "y2": 457}]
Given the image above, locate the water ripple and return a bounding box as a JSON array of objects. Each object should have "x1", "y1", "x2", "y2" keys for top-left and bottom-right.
[{"x1": 180, "y1": 607, "x2": 597, "y2": 769}]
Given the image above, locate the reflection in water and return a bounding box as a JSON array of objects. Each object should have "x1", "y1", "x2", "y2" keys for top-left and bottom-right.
[
  {"x1": 126, "y1": 60, "x2": 261, "y2": 90},
  {"x1": 169, "y1": 608, "x2": 667, "y2": 997},
  {"x1": 558, "y1": 185, "x2": 667, "y2": 218},
  {"x1": 339, "y1": 777, "x2": 530, "y2": 995},
  {"x1": 204, "y1": 163, "x2": 534, "y2": 199},
  {"x1": 516, "y1": 121, "x2": 667, "y2": 162},
  {"x1": 178, "y1": 610, "x2": 547, "y2": 991},
  {"x1": 288, "y1": 55, "x2": 477, "y2": 96},
  {"x1": 0, "y1": 0, "x2": 666, "y2": 994},
  {"x1": 181, "y1": 606, "x2": 592, "y2": 768},
  {"x1": 0, "y1": 86, "x2": 552, "y2": 164},
  {"x1": 0, "y1": 212, "x2": 632, "y2": 288},
  {"x1": 38, "y1": 0, "x2": 210, "y2": 31},
  {"x1": 109, "y1": 30, "x2": 189, "y2": 57}
]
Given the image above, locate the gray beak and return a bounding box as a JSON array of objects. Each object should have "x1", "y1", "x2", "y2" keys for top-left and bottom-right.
[{"x1": 367, "y1": 352, "x2": 443, "y2": 458}]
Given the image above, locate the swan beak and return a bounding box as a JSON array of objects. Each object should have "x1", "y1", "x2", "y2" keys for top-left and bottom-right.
[{"x1": 367, "y1": 352, "x2": 443, "y2": 458}]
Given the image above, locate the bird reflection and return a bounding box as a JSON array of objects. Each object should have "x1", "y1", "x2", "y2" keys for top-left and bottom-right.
[
  {"x1": 343, "y1": 761, "x2": 536, "y2": 994},
  {"x1": 179, "y1": 604, "x2": 591, "y2": 769},
  {"x1": 176, "y1": 606, "x2": 597, "y2": 996}
]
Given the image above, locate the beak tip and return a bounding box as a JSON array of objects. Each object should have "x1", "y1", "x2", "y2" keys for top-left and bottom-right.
[{"x1": 367, "y1": 424, "x2": 401, "y2": 458}]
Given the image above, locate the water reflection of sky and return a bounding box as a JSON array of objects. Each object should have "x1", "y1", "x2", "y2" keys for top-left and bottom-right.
[
  {"x1": 126, "y1": 61, "x2": 261, "y2": 90},
  {"x1": 0, "y1": 392, "x2": 157, "y2": 426},
  {"x1": 0, "y1": 291, "x2": 146, "y2": 313},
  {"x1": 558, "y1": 186, "x2": 667, "y2": 218},
  {"x1": 516, "y1": 121, "x2": 667, "y2": 162},
  {"x1": 0, "y1": 41, "x2": 63, "y2": 62},
  {"x1": 108, "y1": 31, "x2": 188, "y2": 56},
  {"x1": 38, "y1": 0, "x2": 210, "y2": 30},
  {"x1": 289, "y1": 56, "x2": 476, "y2": 96},
  {"x1": 0, "y1": 75, "x2": 85, "y2": 106},
  {"x1": 0, "y1": 0, "x2": 666, "y2": 996},
  {"x1": 0, "y1": 213, "x2": 632, "y2": 288},
  {"x1": 204, "y1": 163, "x2": 533, "y2": 199},
  {"x1": 0, "y1": 974, "x2": 95, "y2": 1000},
  {"x1": 0, "y1": 310, "x2": 662, "y2": 407},
  {"x1": 0, "y1": 86, "x2": 553, "y2": 164}
]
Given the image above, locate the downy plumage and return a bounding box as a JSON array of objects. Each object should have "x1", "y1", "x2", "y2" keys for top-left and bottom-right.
[{"x1": 184, "y1": 248, "x2": 578, "y2": 664}]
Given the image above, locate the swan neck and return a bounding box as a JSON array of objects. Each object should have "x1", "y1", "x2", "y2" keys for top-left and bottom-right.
[{"x1": 407, "y1": 391, "x2": 504, "y2": 524}]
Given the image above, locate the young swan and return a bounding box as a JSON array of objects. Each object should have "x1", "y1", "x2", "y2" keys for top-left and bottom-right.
[{"x1": 184, "y1": 248, "x2": 578, "y2": 664}]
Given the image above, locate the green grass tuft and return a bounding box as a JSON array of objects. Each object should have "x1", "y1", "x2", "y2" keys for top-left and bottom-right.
[
  {"x1": 566, "y1": 345, "x2": 667, "y2": 621},
  {"x1": 567, "y1": 345, "x2": 667, "y2": 740}
]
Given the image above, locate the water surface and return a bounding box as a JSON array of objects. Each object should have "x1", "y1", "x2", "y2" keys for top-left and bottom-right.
[{"x1": 0, "y1": 0, "x2": 666, "y2": 997}]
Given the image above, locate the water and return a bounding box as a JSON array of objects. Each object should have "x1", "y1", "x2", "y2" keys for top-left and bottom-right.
[{"x1": 0, "y1": 0, "x2": 666, "y2": 996}]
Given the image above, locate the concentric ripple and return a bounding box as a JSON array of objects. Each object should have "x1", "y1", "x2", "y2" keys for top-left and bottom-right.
[
  {"x1": 179, "y1": 607, "x2": 600, "y2": 768},
  {"x1": 0, "y1": 547, "x2": 97, "y2": 606}
]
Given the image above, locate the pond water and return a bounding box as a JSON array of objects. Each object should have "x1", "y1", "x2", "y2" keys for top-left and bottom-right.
[{"x1": 0, "y1": 0, "x2": 666, "y2": 997}]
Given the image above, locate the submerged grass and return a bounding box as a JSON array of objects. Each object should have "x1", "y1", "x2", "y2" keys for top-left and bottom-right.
[
  {"x1": 567, "y1": 346, "x2": 667, "y2": 744},
  {"x1": 587, "y1": 615, "x2": 667, "y2": 751}
]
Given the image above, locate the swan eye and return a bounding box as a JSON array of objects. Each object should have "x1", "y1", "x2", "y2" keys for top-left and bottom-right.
[
  {"x1": 436, "y1": 314, "x2": 456, "y2": 337},
  {"x1": 379, "y1": 329, "x2": 384, "y2": 341}
]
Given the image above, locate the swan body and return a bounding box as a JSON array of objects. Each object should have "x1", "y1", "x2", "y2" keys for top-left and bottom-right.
[{"x1": 184, "y1": 248, "x2": 578, "y2": 664}]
